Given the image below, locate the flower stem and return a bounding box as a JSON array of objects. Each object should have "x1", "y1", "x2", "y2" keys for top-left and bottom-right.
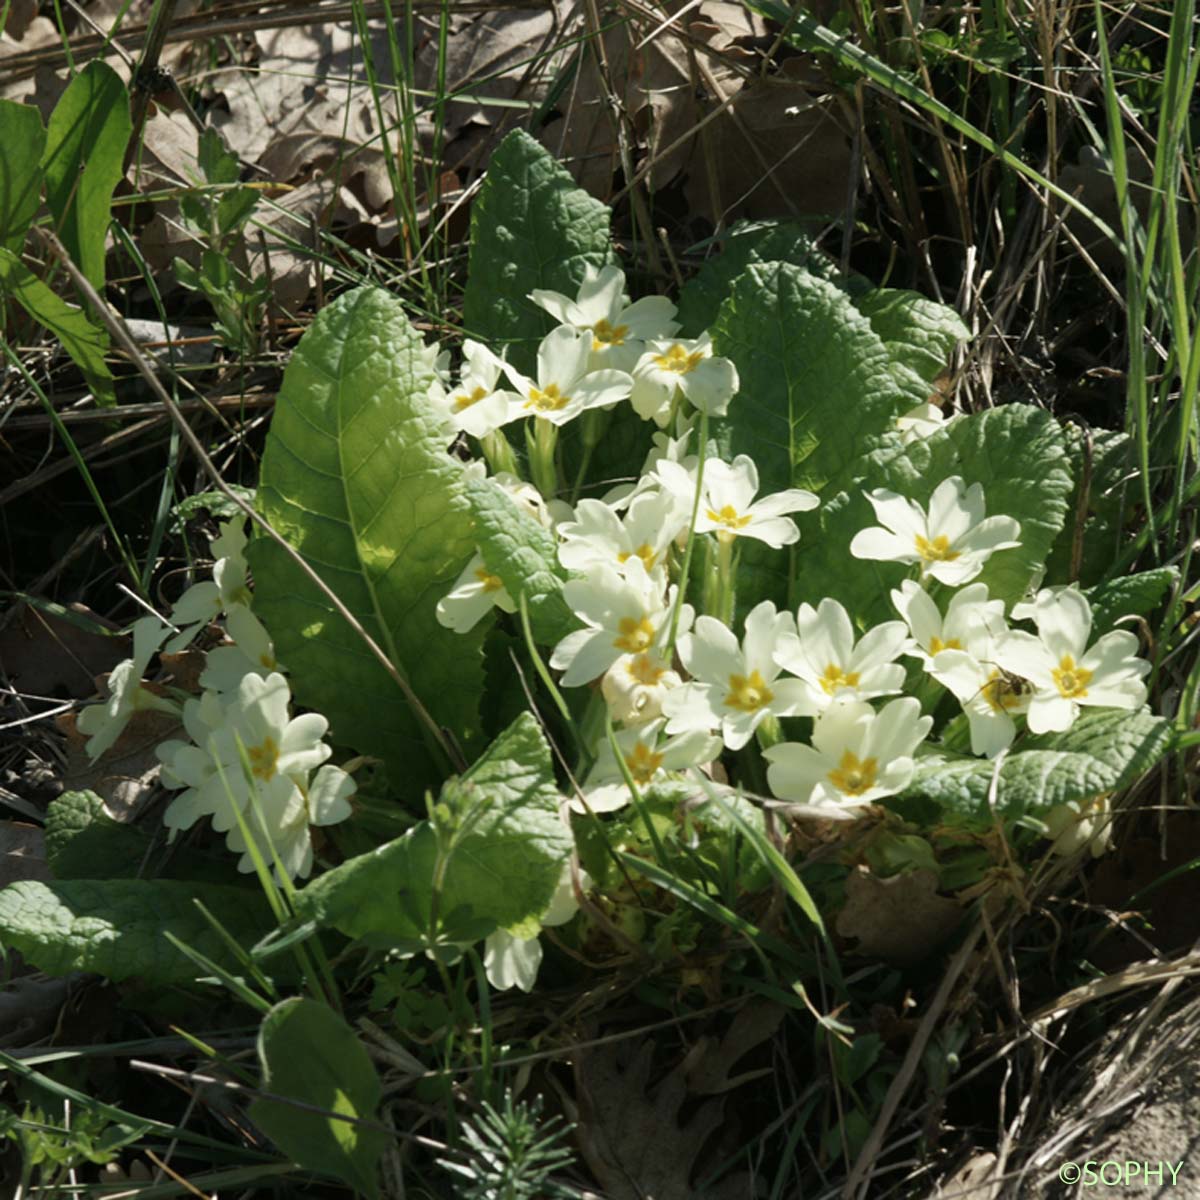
[
  {"x1": 480, "y1": 428, "x2": 518, "y2": 478},
  {"x1": 666, "y1": 410, "x2": 708, "y2": 659},
  {"x1": 714, "y1": 533, "x2": 737, "y2": 624},
  {"x1": 526, "y1": 417, "x2": 559, "y2": 501},
  {"x1": 570, "y1": 440, "x2": 595, "y2": 505}
]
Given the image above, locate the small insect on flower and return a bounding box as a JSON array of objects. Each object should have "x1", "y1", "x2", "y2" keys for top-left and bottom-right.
[
  {"x1": 994, "y1": 586, "x2": 1150, "y2": 733},
  {"x1": 931, "y1": 648, "x2": 1031, "y2": 757}
]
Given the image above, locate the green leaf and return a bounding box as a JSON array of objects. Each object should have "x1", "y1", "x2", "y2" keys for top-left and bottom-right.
[
  {"x1": 44, "y1": 790, "x2": 148, "y2": 880},
  {"x1": 463, "y1": 129, "x2": 614, "y2": 373},
  {"x1": 294, "y1": 713, "x2": 571, "y2": 945},
  {"x1": 249, "y1": 998, "x2": 385, "y2": 1200},
  {"x1": 0, "y1": 878, "x2": 273, "y2": 982},
  {"x1": 171, "y1": 484, "x2": 255, "y2": 530},
  {"x1": 676, "y1": 220, "x2": 848, "y2": 336},
  {"x1": 900, "y1": 709, "x2": 1171, "y2": 822},
  {"x1": 1087, "y1": 566, "x2": 1178, "y2": 637},
  {"x1": 0, "y1": 247, "x2": 115, "y2": 407},
  {"x1": 182, "y1": 132, "x2": 260, "y2": 239},
  {"x1": 0, "y1": 98, "x2": 46, "y2": 251},
  {"x1": 44, "y1": 790, "x2": 231, "y2": 883},
  {"x1": 803, "y1": 404, "x2": 1073, "y2": 624},
  {"x1": 465, "y1": 476, "x2": 578, "y2": 645},
  {"x1": 247, "y1": 286, "x2": 483, "y2": 788},
  {"x1": 710, "y1": 261, "x2": 927, "y2": 607},
  {"x1": 854, "y1": 288, "x2": 970, "y2": 384},
  {"x1": 41, "y1": 61, "x2": 131, "y2": 289},
  {"x1": 712, "y1": 262, "x2": 926, "y2": 499},
  {"x1": 1044, "y1": 426, "x2": 1135, "y2": 587}
]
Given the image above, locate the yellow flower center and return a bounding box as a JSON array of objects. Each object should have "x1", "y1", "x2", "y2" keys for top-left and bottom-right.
[
  {"x1": 654, "y1": 344, "x2": 705, "y2": 374},
  {"x1": 474, "y1": 566, "x2": 504, "y2": 593},
  {"x1": 592, "y1": 319, "x2": 629, "y2": 349},
  {"x1": 525, "y1": 383, "x2": 571, "y2": 412},
  {"x1": 617, "y1": 543, "x2": 658, "y2": 571},
  {"x1": 819, "y1": 663, "x2": 861, "y2": 695},
  {"x1": 453, "y1": 385, "x2": 489, "y2": 412},
  {"x1": 706, "y1": 504, "x2": 752, "y2": 531},
  {"x1": 724, "y1": 669, "x2": 774, "y2": 713},
  {"x1": 258, "y1": 651, "x2": 276, "y2": 669},
  {"x1": 827, "y1": 749, "x2": 878, "y2": 797},
  {"x1": 624, "y1": 741, "x2": 664, "y2": 785},
  {"x1": 982, "y1": 668, "x2": 1025, "y2": 712},
  {"x1": 248, "y1": 734, "x2": 279, "y2": 781},
  {"x1": 928, "y1": 635, "x2": 962, "y2": 655},
  {"x1": 613, "y1": 616, "x2": 656, "y2": 653},
  {"x1": 1052, "y1": 655, "x2": 1092, "y2": 699},
  {"x1": 626, "y1": 654, "x2": 667, "y2": 686},
  {"x1": 915, "y1": 534, "x2": 961, "y2": 564}
]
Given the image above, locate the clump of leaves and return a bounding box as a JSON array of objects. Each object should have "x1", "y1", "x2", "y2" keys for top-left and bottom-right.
[{"x1": 173, "y1": 127, "x2": 270, "y2": 355}]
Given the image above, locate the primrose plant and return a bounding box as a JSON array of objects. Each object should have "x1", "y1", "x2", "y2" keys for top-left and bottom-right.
[{"x1": 28, "y1": 133, "x2": 1172, "y2": 1027}]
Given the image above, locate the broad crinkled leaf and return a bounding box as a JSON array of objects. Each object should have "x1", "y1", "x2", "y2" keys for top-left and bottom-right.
[
  {"x1": 41, "y1": 61, "x2": 131, "y2": 288},
  {"x1": 45, "y1": 790, "x2": 149, "y2": 879},
  {"x1": 463, "y1": 129, "x2": 614, "y2": 373},
  {"x1": 248, "y1": 286, "x2": 483, "y2": 788},
  {"x1": 1087, "y1": 567, "x2": 1178, "y2": 637},
  {"x1": 676, "y1": 221, "x2": 849, "y2": 336},
  {"x1": 711, "y1": 261, "x2": 927, "y2": 608},
  {"x1": 1045, "y1": 426, "x2": 1135, "y2": 586},
  {"x1": 465, "y1": 476, "x2": 578, "y2": 645},
  {"x1": 854, "y1": 288, "x2": 970, "y2": 384},
  {"x1": 0, "y1": 248, "x2": 115, "y2": 407},
  {"x1": 294, "y1": 713, "x2": 570, "y2": 945},
  {"x1": 711, "y1": 262, "x2": 927, "y2": 499},
  {"x1": 802, "y1": 404, "x2": 1072, "y2": 624},
  {"x1": 899, "y1": 709, "x2": 1171, "y2": 822},
  {"x1": 250, "y1": 998, "x2": 386, "y2": 1200},
  {"x1": 43, "y1": 789, "x2": 230, "y2": 883},
  {"x1": 0, "y1": 98, "x2": 46, "y2": 251},
  {"x1": 0, "y1": 878, "x2": 273, "y2": 982}
]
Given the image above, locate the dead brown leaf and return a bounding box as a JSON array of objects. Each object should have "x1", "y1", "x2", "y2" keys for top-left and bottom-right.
[
  {"x1": 682, "y1": 998, "x2": 785, "y2": 1094},
  {"x1": 0, "y1": 822, "x2": 51, "y2": 887},
  {"x1": 572, "y1": 1003, "x2": 784, "y2": 1199},
  {"x1": 0, "y1": 601, "x2": 125, "y2": 700},
  {"x1": 1, "y1": 0, "x2": 38, "y2": 41},
  {"x1": 56, "y1": 707, "x2": 179, "y2": 821},
  {"x1": 836, "y1": 866, "x2": 964, "y2": 966},
  {"x1": 683, "y1": 70, "x2": 853, "y2": 223},
  {"x1": 158, "y1": 647, "x2": 207, "y2": 694},
  {"x1": 208, "y1": 19, "x2": 395, "y2": 181},
  {"x1": 412, "y1": 6, "x2": 564, "y2": 143}
]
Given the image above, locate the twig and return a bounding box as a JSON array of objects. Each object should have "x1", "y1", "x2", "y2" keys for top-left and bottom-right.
[
  {"x1": 123, "y1": 0, "x2": 181, "y2": 176},
  {"x1": 35, "y1": 227, "x2": 463, "y2": 774}
]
